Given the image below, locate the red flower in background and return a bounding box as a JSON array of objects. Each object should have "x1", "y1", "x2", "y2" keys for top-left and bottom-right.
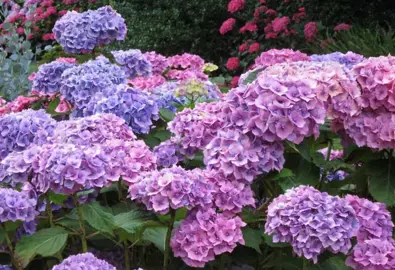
[
  {"x1": 265, "y1": 9, "x2": 278, "y2": 17},
  {"x1": 248, "y1": 43, "x2": 260, "y2": 53},
  {"x1": 334, "y1": 23, "x2": 352, "y2": 31},
  {"x1": 240, "y1": 21, "x2": 257, "y2": 33},
  {"x1": 220, "y1": 18, "x2": 236, "y2": 35},
  {"x1": 292, "y1": 7, "x2": 306, "y2": 22},
  {"x1": 238, "y1": 43, "x2": 248, "y2": 52},
  {"x1": 304, "y1": 21, "x2": 318, "y2": 42},
  {"x1": 254, "y1": 6, "x2": 266, "y2": 18},
  {"x1": 228, "y1": 0, "x2": 245, "y2": 13},
  {"x1": 272, "y1": 16, "x2": 290, "y2": 33},
  {"x1": 226, "y1": 57, "x2": 240, "y2": 71},
  {"x1": 230, "y1": 76, "x2": 240, "y2": 87},
  {"x1": 42, "y1": 33, "x2": 55, "y2": 41}
]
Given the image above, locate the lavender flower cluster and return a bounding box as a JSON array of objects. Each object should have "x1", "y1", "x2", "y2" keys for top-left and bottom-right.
[
  {"x1": 153, "y1": 140, "x2": 183, "y2": 168},
  {"x1": 143, "y1": 51, "x2": 169, "y2": 76},
  {"x1": 0, "y1": 188, "x2": 38, "y2": 222},
  {"x1": 53, "y1": 253, "x2": 116, "y2": 270},
  {"x1": 0, "y1": 109, "x2": 56, "y2": 161},
  {"x1": 265, "y1": 186, "x2": 359, "y2": 263},
  {"x1": 128, "y1": 166, "x2": 213, "y2": 214},
  {"x1": 60, "y1": 57, "x2": 126, "y2": 110},
  {"x1": 171, "y1": 208, "x2": 246, "y2": 268},
  {"x1": 254, "y1": 49, "x2": 310, "y2": 69},
  {"x1": 112, "y1": 50, "x2": 152, "y2": 79},
  {"x1": 32, "y1": 60, "x2": 76, "y2": 94},
  {"x1": 53, "y1": 6, "x2": 127, "y2": 54},
  {"x1": 311, "y1": 52, "x2": 365, "y2": 70},
  {"x1": 167, "y1": 53, "x2": 207, "y2": 80}
]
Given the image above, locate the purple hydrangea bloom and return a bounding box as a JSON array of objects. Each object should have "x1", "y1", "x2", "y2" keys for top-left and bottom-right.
[
  {"x1": 82, "y1": 84, "x2": 159, "y2": 134},
  {"x1": 0, "y1": 140, "x2": 156, "y2": 193},
  {"x1": 171, "y1": 208, "x2": 246, "y2": 268},
  {"x1": 0, "y1": 109, "x2": 56, "y2": 161},
  {"x1": 0, "y1": 265, "x2": 12, "y2": 270},
  {"x1": 52, "y1": 253, "x2": 116, "y2": 270},
  {"x1": 51, "y1": 113, "x2": 136, "y2": 146},
  {"x1": 345, "y1": 195, "x2": 394, "y2": 241},
  {"x1": 146, "y1": 81, "x2": 184, "y2": 113},
  {"x1": 32, "y1": 60, "x2": 76, "y2": 94},
  {"x1": 166, "y1": 53, "x2": 207, "y2": 80},
  {"x1": 112, "y1": 50, "x2": 152, "y2": 79},
  {"x1": 60, "y1": 57, "x2": 126, "y2": 110},
  {"x1": 153, "y1": 140, "x2": 183, "y2": 168},
  {"x1": 0, "y1": 188, "x2": 38, "y2": 222},
  {"x1": 311, "y1": 52, "x2": 365, "y2": 69},
  {"x1": 254, "y1": 49, "x2": 311, "y2": 69},
  {"x1": 168, "y1": 102, "x2": 225, "y2": 158},
  {"x1": 128, "y1": 166, "x2": 214, "y2": 214},
  {"x1": 346, "y1": 239, "x2": 395, "y2": 270},
  {"x1": 204, "y1": 129, "x2": 285, "y2": 183},
  {"x1": 143, "y1": 51, "x2": 169, "y2": 76},
  {"x1": 265, "y1": 186, "x2": 359, "y2": 263},
  {"x1": 53, "y1": 6, "x2": 127, "y2": 54}
]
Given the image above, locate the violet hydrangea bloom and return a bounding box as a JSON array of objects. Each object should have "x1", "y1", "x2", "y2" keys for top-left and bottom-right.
[
  {"x1": 171, "y1": 208, "x2": 246, "y2": 268},
  {"x1": 310, "y1": 52, "x2": 365, "y2": 70},
  {"x1": 166, "y1": 53, "x2": 207, "y2": 80},
  {"x1": 0, "y1": 265, "x2": 12, "y2": 270},
  {"x1": 345, "y1": 195, "x2": 394, "y2": 241},
  {"x1": 82, "y1": 84, "x2": 159, "y2": 134},
  {"x1": 53, "y1": 6, "x2": 127, "y2": 54},
  {"x1": 265, "y1": 186, "x2": 359, "y2": 263},
  {"x1": 52, "y1": 253, "x2": 116, "y2": 270},
  {"x1": 112, "y1": 49, "x2": 152, "y2": 79},
  {"x1": 143, "y1": 51, "x2": 169, "y2": 76},
  {"x1": 153, "y1": 140, "x2": 183, "y2": 168},
  {"x1": 60, "y1": 56, "x2": 126, "y2": 109},
  {"x1": 128, "y1": 166, "x2": 214, "y2": 214},
  {"x1": 0, "y1": 139, "x2": 156, "y2": 193},
  {"x1": 32, "y1": 60, "x2": 76, "y2": 94},
  {"x1": 0, "y1": 188, "x2": 38, "y2": 222},
  {"x1": 204, "y1": 129, "x2": 285, "y2": 182},
  {"x1": 51, "y1": 113, "x2": 136, "y2": 146},
  {"x1": 345, "y1": 239, "x2": 395, "y2": 270},
  {"x1": 0, "y1": 109, "x2": 56, "y2": 161},
  {"x1": 254, "y1": 49, "x2": 310, "y2": 69}
]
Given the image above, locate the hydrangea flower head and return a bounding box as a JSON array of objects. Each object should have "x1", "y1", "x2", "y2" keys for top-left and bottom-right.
[
  {"x1": 265, "y1": 186, "x2": 359, "y2": 263},
  {"x1": 346, "y1": 239, "x2": 395, "y2": 270},
  {"x1": 345, "y1": 195, "x2": 394, "y2": 241},
  {"x1": 167, "y1": 53, "x2": 207, "y2": 80},
  {"x1": 51, "y1": 113, "x2": 136, "y2": 146},
  {"x1": 171, "y1": 208, "x2": 246, "y2": 268},
  {"x1": 174, "y1": 78, "x2": 222, "y2": 102},
  {"x1": 153, "y1": 140, "x2": 183, "y2": 168},
  {"x1": 53, "y1": 6, "x2": 127, "y2": 54},
  {"x1": 204, "y1": 130, "x2": 284, "y2": 182},
  {"x1": 32, "y1": 60, "x2": 76, "y2": 94},
  {"x1": 112, "y1": 49, "x2": 152, "y2": 79},
  {"x1": 60, "y1": 56, "x2": 126, "y2": 109},
  {"x1": 254, "y1": 49, "x2": 310, "y2": 68},
  {"x1": 0, "y1": 109, "x2": 56, "y2": 161},
  {"x1": 52, "y1": 253, "x2": 116, "y2": 270},
  {"x1": 129, "y1": 75, "x2": 166, "y2": 91},
  {"x1": 0, "y1": 188, "x2": 38, "y2": 222},
  {"x1": 311, "y1": 52, "x2": 365, "y2": 70},
  {"x1": 143, "y1": 51, "x2": 169, "y2": 76},
  {"x1": 128, "y1": 166, "x2": 214, "y2": 214}
]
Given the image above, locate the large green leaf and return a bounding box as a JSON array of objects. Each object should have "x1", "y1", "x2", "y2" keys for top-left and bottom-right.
[
  {"x1": 142, "y1": 227, "x2": 167, "y2": 252},
  {"x1": 81, "y1": 202, "x2": 114, "y2": 235},
  {"x1": 242, "y1": 227, "x2": 262, "y2": 254},
  {"x1": 114, "y1": 210, "x2": 148, "y2": 234},
  {"x1": 15, "y1": 227, "x2": 68, "y2": 267},
  {"x1": 368, "y1": 159, "x2": 395, "y2": 206},
  {"x1": 159, "y1": 108, "x2": 175, "y2": 122},
  {"x1": 310, "y1": 256, "x2": 351, "y2": 270}
]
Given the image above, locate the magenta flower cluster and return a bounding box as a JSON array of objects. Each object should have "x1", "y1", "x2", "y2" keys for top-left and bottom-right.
[
  {"x1": 52, "y1": 253, "x2": 116, "y2": 270},
  {"x1": 0, "y1": 188, "x2": 38, "y2": 223},
  {"x1": 0, "y1": 109, "x2": 56, "y2": 161},
  {"x1": 112, "y1": 49, "x2": 153, "y2": 79},
  {"x1": 143, "y1": 51, "x2": 169, "y2": 76},
  {"x1": 254, "y1": 49, "x2": 310, "y2": 69},
  {"x1": 167, "y1": 53, "x2": 207, "y2": 80},
  {"x1": 128, "y1": 166, "x2": 213, "y2": 214},
  {"x1": 171, "y1": 208, "x2": 246, "y2": 268},
  {"x1": 53, "y1": 6, "x2": 127, "y2": 54},
  {"x1": 265, "y1": 186, "x2": 359, "y2": 263}
]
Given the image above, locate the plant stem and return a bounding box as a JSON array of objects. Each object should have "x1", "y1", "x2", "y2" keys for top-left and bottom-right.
[
  {"x1": 1, "y1": 224, "x2": 22, "y2": 270},
  {"x1": 163, "y1": 209, "x2": 176, "y2": 270},
  {"x1": 118, "y1": 178, "x2": 123, "y2": 201},
  {"x1": 124, "y1": 240, "x2": 131, "y2": 270},
  {"x1": 303, "y1": 259, "x2": 308, "y2": 270},
  {"x1": 45, "y1": 195, "x2": 54, "y2": 227},
  {"x1": 318, "y1": 140, "x2": 333, "y2": 189},
  {"x1": 73, "y1": 194, "x2": 88, "y2": 253}
]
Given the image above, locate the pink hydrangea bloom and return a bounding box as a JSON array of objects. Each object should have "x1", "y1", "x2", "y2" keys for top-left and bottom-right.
[
  {"x1": 226, "y1": 57, "x2": 240, "y2": 71},
  {"x1": 248, "y1": 42, "x2": 260, "y2": 53},
  {"x1": 334, "y1": 23, "x2": 352, "y2": 31},
  {"x1": 272, "y1": 16, "x2": 290, "y2": 33},
  {"x1": 129, "y1": 75, "x2": 166, "y2": 90},
  {"x1": 228, "y1": 0, "x2": 245, "y2": 13},
  {"x1": 304, "y1": 21, "x2": 319, "y2": 42},
  {"x1": 219, "y1": 18, "x2": 236, "y2": 35},
  {"x1": 239, "y1": 21, "x2": 258, "y2": 33},
  {"x1": 56, "y1": 57, "x2": 77, "y2": 64},
  {"x1": 254, "y1": 49, "x2": 310, "y2": 68}
]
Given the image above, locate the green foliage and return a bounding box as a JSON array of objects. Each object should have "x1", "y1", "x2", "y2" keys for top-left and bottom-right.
[
  {"x1": 310, "y1": 25, "x2": 395, "y2": 56},
  {"x1": 81, "y1": 202, "x2": 114, "y2": 235},
  {"x1": 110, "y1": 0, "x2": 231, "y2": 63}
]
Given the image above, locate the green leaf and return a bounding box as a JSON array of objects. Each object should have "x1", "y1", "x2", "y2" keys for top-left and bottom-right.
[
  {"x1": 114, "y1": 210, "x2": 148, "y2": 234},
  {"x1": 4, "y1": 221, "x2": 22, "y2": 232},
  {"x1": 142, "y1": 227, "x2": 167, "y2": 252},
  {"x1": 159, "y1": 108, "x2": 175, "y2": 122},
  {"x1": 310, "y1": 256, "x2": 351, "y2": 270},
  {"x1": 242, "y1": 227, "x2": 262, "y2": 254},
  {"x1": 15, "y1": 227, "x2": 68, "y2": 267},
  {"x1": 81, "y1": 202, "x2": 114, "y2": 235},
  {"x1": 0, "y1": 228, "x2": 5, "y2": 246},
  {"x1": 243, "y1": 68, "x2": 264, "y2": 84},
  {"x1": 153, "y1": 130, "x2": 171, "y2": 142},
  {"x1": 272, "y1": 169, "x2": 295, "y2": 180},
  {"x1": 210, "y1": 76, "x2": 225, "y2": 85},
  {"x1": 48, "y1": 192, "x2": 68, "y2": 205},
  {"x1": 143, "y1": 134, "x2": 161, "y2": 148},
  {"x1": 368, "y1": 159, "x2": 395, "y2": 206},
  {"x1": 46, "y1": 97, "x2": 60, "y2": 114}
]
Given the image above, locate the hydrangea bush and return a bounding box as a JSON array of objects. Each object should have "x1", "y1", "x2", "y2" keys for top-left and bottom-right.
[{"x1": 1, "y1": 4, "x2": 395, "y2": 270}]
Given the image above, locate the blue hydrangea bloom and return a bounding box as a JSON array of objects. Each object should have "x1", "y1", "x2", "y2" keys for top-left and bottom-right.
[
  {"x1": 112, "y1": 49, "x2": 152, "y2": 79},
  {"x1": 310, "y1": 52, "x2": 365, "y2": 69},
  {"x1": 53, "y1": 253, "x2": 116, "y2": 270},
  {"x1": 0, "y1": 188, "x2": 38, "y2": 223}
]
